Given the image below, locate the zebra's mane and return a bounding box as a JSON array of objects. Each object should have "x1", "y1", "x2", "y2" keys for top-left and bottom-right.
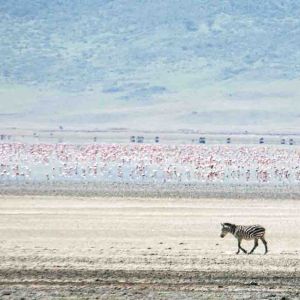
[
  {"x1": 224, "y1": 222, "x2": 235, "y2": 227},
  {"x1": 223, "y1": 223, "x2": 237, "y2": 233}
]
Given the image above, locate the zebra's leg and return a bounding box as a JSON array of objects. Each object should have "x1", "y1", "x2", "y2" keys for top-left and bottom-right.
[
  {"x1": 249, "y1": 238, "x2": 258, "y2": 254},
  {"x1": 237, "y1": 239, "x2": 247, "y2": 254},
  {"x1": 260, "y1": 237, "x2": 268, "y2": 254}
]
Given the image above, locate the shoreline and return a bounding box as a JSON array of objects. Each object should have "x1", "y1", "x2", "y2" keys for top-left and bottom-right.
[{"x1": 1, "y1": 181, "x2": 300, "y2": 199}]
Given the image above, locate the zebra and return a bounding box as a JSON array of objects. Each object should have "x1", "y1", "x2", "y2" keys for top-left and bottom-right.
[{"x1": 220, "y1": 223, "x2": 268, "y2": 255}]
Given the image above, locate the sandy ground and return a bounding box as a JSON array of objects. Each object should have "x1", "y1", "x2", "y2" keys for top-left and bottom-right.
[{"x1": 0, "y1": 195, "x2": 299, "y2": 299}]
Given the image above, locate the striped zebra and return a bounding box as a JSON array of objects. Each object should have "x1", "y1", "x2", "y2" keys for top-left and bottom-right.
[{"x1": 220, "y1": 223, "x2": 268, "y2": 255}]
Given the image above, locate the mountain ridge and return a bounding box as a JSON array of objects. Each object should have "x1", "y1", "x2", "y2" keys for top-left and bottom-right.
[{"x1": 0, "y1": 0, "x2": 299, "y2": 130}]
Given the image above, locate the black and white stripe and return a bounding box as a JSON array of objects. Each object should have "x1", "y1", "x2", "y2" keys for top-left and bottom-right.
[{"x1": 220, "y1": 223, "x2": 268, "y2": 254}]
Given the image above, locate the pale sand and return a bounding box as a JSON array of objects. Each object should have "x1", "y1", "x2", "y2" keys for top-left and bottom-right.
[{"x1": 0, "y1": 195, "x2": 299, "y2": 299}]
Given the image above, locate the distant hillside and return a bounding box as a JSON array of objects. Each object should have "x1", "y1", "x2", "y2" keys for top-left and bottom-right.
[{"x1": 0, "y1": 0, "x2": 299, "y2": 131}]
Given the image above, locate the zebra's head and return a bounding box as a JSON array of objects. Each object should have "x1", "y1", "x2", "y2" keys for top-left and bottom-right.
[{"x1": 220, "y1": 223, "x2": 234, "y2": 238}]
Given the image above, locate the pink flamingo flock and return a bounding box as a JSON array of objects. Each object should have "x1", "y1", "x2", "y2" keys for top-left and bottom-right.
[{"x1": 0, "y1": 143, "x2": 300, "y2": 185}]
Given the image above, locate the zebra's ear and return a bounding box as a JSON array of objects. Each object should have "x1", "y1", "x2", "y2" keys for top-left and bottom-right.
[{"x1": 221, "y1": 223, "x2": 224, "y2": 227}]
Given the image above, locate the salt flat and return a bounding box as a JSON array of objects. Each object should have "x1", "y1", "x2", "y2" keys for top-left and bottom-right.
[{"x1": 0, "y1": 195, "x2": 299, "y2": 299}]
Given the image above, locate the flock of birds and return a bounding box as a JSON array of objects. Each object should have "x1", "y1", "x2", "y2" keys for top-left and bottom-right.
[{"x1": 0, "y1": 142, "x2": 300, "y2": 185}]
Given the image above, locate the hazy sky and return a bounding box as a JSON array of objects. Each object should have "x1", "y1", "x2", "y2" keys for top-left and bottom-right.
[{"x1": 0, "y1": 1, "x2": 300, "y2": 132}]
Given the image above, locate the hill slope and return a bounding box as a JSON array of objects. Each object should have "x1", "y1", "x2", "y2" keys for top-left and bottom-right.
[{"x1": 0, "y1": 0, "x2": 299, "y2": 131}]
